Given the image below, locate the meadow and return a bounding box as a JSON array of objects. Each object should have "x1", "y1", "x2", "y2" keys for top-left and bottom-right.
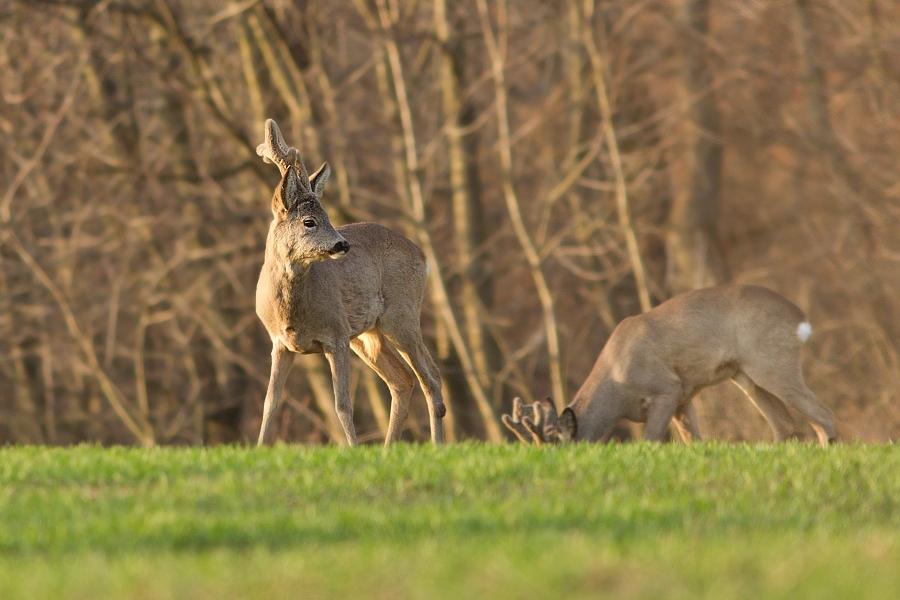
[{"x1": 1, "y1": 442, "x2": 898, "y2": 599}]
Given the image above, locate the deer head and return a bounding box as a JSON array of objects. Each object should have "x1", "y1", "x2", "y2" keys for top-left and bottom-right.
[
  {"x1": 502, "y1": 397, "x2": 577, "y2": 445},
  {"x1": 258, "y1": 119, "x2": 349, "y2": 266}
]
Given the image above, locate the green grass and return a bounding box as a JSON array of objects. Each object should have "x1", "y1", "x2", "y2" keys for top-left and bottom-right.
[{"x1": 1, "y1": 442, "x2": 898, "y2": 599}]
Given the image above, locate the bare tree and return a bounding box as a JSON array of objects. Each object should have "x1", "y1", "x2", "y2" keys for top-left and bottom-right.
[{"x1": 2, "y1": 0, "x2": 899, "y2": 444}]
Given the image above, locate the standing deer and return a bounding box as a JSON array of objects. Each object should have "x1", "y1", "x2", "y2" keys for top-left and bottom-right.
[
  {"x1": 254, "y1": 119, "x2": 445, "y2": 447},
  {"x1": 502, "y1": 285, "x2": 836, "y2": 447}
]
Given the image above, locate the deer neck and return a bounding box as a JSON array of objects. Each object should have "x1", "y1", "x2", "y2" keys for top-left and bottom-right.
[
  {"x1": 567, "y1": 366, "x2": 629, "y2": 441},
  {"x1": 262, "y1": 224, "x2": 318, "y2": 282},
  {"x1": 279, "y1": 257, "x2": 312, "y2": 280},
  {"x1": 570, "y1": 374, "x2": 618, "y2": 409},
  {"x1": 257, "y1": 239, "x2": 336, "y2": 349}
]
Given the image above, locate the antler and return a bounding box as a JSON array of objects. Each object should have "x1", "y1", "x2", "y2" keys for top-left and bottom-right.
[
  {"x1": 501, "y1": 397, "x2": 560, "y2": 446},
  {"x1": 256, "y1": 119, "x2": 311, "y2": 187}
]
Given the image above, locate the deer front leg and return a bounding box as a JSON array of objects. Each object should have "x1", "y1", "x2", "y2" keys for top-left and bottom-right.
[
  {"x1": 258, "y1": 341, "x2": 295, "y2": 446},
  {"x1": 324, "y1": 342, "x2": 357, "y2": 447},
  {"x1": 643, "y1": 394, "x2": 681, "y2": 442}
]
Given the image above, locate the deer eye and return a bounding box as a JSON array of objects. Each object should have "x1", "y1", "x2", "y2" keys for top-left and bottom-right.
[{"x1": 302, "y1": 219, "x2": 316, "y2": 229}]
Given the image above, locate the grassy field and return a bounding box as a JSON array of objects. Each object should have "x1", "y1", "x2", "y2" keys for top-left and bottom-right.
[{"x1": 1, "y1": 442, "x2": 898, "y2": 599}]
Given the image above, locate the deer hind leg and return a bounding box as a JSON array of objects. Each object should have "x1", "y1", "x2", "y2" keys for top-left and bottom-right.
[
  {"x1": 380, "y1": 326, "x2": 445, "y2": 445},
  {"x1": 732, "y1": 372, "x2": 806, "y2": 442},
  {"x1": 258, "y1": 340, "x2": 296, "y2": 446},
  {"x1": 671, "y1": 401, "x2": 703, "y2": 444},
  {"x1": 350, "y1": 331, "x2": 415, "y2": 446},
  {"x1": 739, "y1": 365, "x2": 836, "y2": 446}
]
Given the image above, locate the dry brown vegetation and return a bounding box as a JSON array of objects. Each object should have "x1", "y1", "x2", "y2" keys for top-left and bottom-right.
[{"x1": 1, "y1": 0, "x2": 899, "y2": 446}]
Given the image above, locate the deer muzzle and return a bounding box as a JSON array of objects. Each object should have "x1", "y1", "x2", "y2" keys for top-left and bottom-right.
[{"x1": 328, "y1": 240, "x2": 350, "y2": 259}]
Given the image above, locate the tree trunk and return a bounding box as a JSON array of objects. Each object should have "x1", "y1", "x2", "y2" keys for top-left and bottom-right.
[
  {"x1": 434, "y1": 0, "x2": 503, "y2": 420},
  {"x1": 665, "y1": 0, "x2": 726, "y2": 295}
]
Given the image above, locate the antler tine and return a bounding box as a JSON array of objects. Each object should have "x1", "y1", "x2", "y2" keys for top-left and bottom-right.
[
  {"x1": 521, "y1": 413, "x2": 546, "y2": 447},
  {"x1": 256, "y1": 119, "x2": 290, "y2": 175},
  {"x1": 501, "y1": 397, "x2": 564, "y2": 446},
  {"x1": 521, "y1": 399, "x2": 562, "y2": 445},
  {"x1": 512, "y1": 396, "x2": 525, "y2": 421},
  {"x1": 502, "y1": 397, "x2": 543, "y2": 445},
  {"x1": 295, "y1": 151, "x2": 311, "y2": 185},
  {"x1": 257, "y1": 119, "x2": 312, "y2": 189},
  {"x1": 501, "y1": 416, "x2": 534, "y2": 444}
]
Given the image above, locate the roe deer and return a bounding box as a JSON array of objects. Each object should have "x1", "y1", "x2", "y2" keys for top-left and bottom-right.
[
  {"x1": 254, "y1": 119, "x2": 445, "y2": 447},
  {"x1": 502, "y1": 285, "x2": 836, "y2": 447}
]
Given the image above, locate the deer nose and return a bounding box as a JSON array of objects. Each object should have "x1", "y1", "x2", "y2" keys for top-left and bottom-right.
[{"x1": 331, "y1": 240, "x2": 350, "y2": 255}]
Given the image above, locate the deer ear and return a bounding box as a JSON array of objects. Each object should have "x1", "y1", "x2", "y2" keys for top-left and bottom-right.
[
  {"x1": 278, "y1": 165, "x2": 301, "y2": 212},
  {"x1": 558, "y1": 407, "x2": 577, "y2": 442},
  {"x1": 308, "y1": 162, "x2": 330, "y2": 199}
]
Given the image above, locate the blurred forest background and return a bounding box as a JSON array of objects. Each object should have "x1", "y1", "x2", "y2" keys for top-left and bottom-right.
[{"x1": 1, "y1": 0, "x2": 899, "y2": 446}]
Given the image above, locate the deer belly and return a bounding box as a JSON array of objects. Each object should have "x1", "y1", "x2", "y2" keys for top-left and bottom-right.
[
  {"x1": 677, "y1": 360, "x2": 740, "y2": 397},
  {"x1": 346, "y1": 296, "x2": 383, "y2": 337}
]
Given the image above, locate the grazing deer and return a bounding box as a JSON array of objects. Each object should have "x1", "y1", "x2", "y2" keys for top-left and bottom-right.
[
  {"x1": 254, "y1": 119, "x2": 445, "y2": 447},
  {"x1": 502, "y1": 285, "x2": 836, "y2": 447}
]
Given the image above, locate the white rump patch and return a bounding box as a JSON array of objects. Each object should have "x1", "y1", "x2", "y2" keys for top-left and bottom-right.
[{"x1": 796, "y1": 322, "x2": 812, "y2": 342}]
